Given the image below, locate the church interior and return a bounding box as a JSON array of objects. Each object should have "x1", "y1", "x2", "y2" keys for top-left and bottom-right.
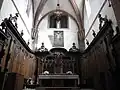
[{"x1": 0, "y1": 0, "x2": 120, "y2": 90}]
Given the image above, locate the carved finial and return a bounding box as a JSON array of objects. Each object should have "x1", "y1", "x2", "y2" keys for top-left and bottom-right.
[
  {"x1": 13, "y1": 13, "x2": 19, "y2": 28},
  {"x1": 42, "y1": 42, "x2": 44, "y2": 46},
  {"x1": 98, "y1": 14, "x2": 108, "y2": 29},
  {"x1": 21, "y1": 30, "x2": 24, "y2": 36},
  {"x1": 9, "y1": 14, "x2": 13, "y2": 21},
  {"x1": 69, "y1": 43, "x2": 79, "y2": 52},
  {"x1": 86, "y1": 39, "x2": 89, "y2": 46},
  {"x1": 15, "y1": 13, "x2": 19, "y2": 17},
  {"x1": 8, "y1": 13, "x2": 19, "y2": 28},
  {"x1": 92, "y1": 30, "x2": 96, "y2": 37},
  {"x1": 98, "y1": 14, "x2": 102, "y2": 29},
  {"x1": 38, "y1": 42, "x2": 48, "y2": 52},
  {"x1": 0, "y1": 21, "x2": 6, "y2": 30}
]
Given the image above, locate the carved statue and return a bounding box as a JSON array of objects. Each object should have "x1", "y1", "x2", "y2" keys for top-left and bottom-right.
[
  {"x1": 9, "y1": 14, "x2": 13, "y2": 21},
  {"x1": 98, "y1": 14, "x2": 108, "y2": 29},
  {"x1": 9, "y1": 13, "x2": 19, "y2": 28},
  {"x1": 92, "y1": 30, "x2": 96, "y2": 37},
  {"x1": 0, "y1": 20, "x2": 6, "y2": 30},
  {"x1": 69, "y1": 43, "x2": 79, "y2": 52},
  {"x1": 38, "y1": 43, "x2": 48, "y2": 52},
  {"x1": 86, "y1": 39, "x2": 89, "y2": 46}
]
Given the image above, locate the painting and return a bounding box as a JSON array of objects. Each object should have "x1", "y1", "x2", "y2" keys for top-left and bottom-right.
[{"x1": 53, "y1": 31, "x2": 64, "y2": 47}]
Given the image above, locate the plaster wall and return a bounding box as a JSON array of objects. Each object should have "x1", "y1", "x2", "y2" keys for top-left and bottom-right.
[{"x1": 37, "y1": 16, "x2": 79, "y2": 51}]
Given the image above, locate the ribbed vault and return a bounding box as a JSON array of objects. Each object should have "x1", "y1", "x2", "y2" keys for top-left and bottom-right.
[{"x1": 32, "y1": 0, "x2": 85, "y2": 40}]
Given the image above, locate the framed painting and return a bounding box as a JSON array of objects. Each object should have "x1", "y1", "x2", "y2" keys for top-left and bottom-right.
[{"x1": 53, "y1": 31, "x2": 64, "y2": 47}]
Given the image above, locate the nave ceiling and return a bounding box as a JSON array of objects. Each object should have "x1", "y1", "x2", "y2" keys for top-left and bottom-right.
[{"x1": 32, "y1": 0, "x2": 84, "y2": 33}]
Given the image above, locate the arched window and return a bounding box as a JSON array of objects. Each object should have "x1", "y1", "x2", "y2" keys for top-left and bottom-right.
[{"x1": 49, "y1": 14, "x2": 68, "y2": 28}]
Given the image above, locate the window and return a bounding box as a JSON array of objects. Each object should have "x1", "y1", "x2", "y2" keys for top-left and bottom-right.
[{"x1": 49, "y1": 14, "x2": 68, "y2": 28}]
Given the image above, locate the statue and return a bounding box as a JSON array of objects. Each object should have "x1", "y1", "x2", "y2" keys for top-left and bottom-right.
[
  {"x1": 38, "y1": 43, "x2": 48, "y2": 52},
  {"x1": 98, "y1": 14, "x2": 108, "y2": 29},
  {"x1": 9, "y1": 14, "x2": 13, "y2": 21},
  {"x1": 8, "y1": 13, "x2": 19, "y2": 28},
  {"x1": 0, "y1": 20, "x2": 6, "y2": 30},
  {"x1": 92, "y1": 30, "x2": 96, "y2": 37},
  {"x1": 69, "y1": 43, "x2": 79, "y2": 52},
  {"x1": 86, "y1": 39, "x2": 89, "y2": 46}
]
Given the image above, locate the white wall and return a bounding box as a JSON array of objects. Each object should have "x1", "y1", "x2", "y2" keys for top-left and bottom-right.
[
  {"x1": 37, "y1": 0, "x2": 77, "y2": 23},
  {"x1": 84, "y1": 0, "x2": 117, "y2": 48},
  {"x1": 37, "y1": 16, "x2": 79, "y2": 51},
  {"x1": 0, "y1": 0, "x2": 33, "y2": 49}
]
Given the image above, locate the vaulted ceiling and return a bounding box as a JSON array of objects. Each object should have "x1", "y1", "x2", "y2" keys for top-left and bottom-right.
[{"x1": 32, "y1": 0, "x2": 85, "y2": 40}]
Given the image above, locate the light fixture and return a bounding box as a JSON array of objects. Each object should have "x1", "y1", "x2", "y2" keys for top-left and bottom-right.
[{"x1": 54, "y1": 0, "x2": 63, "y2": 21}]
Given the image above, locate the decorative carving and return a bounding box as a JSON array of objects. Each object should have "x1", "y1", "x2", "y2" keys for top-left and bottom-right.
[
  {"x1": 86, "y1": 39, "x2": 89, "y2": 46},
  {"x1": 9, "y1": 14, "x2": 13, "y2": 21},
  {"x1": 9, "y1": 13, "x2": 19, "y2": 28},
  {"x1": 38, "y1": 43, "x2": 48, "y2": 52},
  {"x1": 69, "y1": 43, "x2": 79, "y2": 52},
  {"x1": 98, "y1": 14, "x2": 108, "y2": 29},
  {"x1": 92, "y1": 30, "x2": 96, "y2": 37},
  {"x1": 0, "y1": 20, "x2": 6, "y2": 30}
]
